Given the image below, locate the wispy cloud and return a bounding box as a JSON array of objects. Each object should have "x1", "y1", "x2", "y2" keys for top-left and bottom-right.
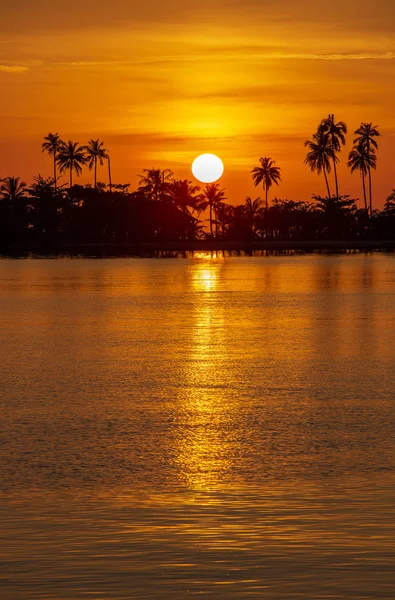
[{"x1": 0, "y1": 64, "x2": 29, "y2": 73}]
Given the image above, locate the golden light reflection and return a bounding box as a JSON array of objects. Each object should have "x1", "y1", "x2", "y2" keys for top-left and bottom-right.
[{"x1": 174, "y1": 259, "x2": 235, "y2": 491}]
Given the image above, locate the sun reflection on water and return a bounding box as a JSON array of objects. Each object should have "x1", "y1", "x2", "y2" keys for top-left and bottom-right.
[{"x1": 174, "y1": 259, "x2": 236, "y2": 491}]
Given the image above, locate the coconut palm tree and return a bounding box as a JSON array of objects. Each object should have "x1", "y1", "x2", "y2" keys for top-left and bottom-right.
[
  {"x1": 167, "y1": 179, "x2": 202, "y2": 214},
  {"x1": 56, "y1": 141, "x2": 87, "y2": 189},
  {"x1": 304, "y1": 129, "x2": 334, "y2": 198},
  {"x1": 251, "y1": 157, "x2": 281, "y2": 209},
  {"x1": 320, "y1": 115, "x2": 347, "y2": 198},
  {"x1": 41, "y1": 133, "x2": 64, "y2": 191},
  {"x1": 199, "y1": 183, "x2": 227, "y2": 237},
  {"x1": 244, "y1": 197, "x2": 264, "y2": 237},
  {"x1": 0, "y1": 176, "x2": 27, "y2": 201},
  {"x1": 354, "y1": 123, "x2": 380, "y2": 214},
  {"x1": 84, "y1": 139, "x2": 109, "y2": 188},
  {"x1": 384, "y1": 190, "x2": 395, "y2": 216},
  {"x1": 347, "y1": 144, "x2": 376, "y2": 212},
  {"x1": 138, "y1": 168, "x2": 174, "y2": 201}
]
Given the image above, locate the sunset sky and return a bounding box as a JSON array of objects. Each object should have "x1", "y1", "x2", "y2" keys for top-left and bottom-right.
[{"x1": 1, "y1": 0, "x2": 394, "y2": 206}]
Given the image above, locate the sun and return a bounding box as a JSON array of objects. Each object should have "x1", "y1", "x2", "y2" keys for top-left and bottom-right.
[{"x1": 192, "y1": 154, "x2": 224, "y2": 184}]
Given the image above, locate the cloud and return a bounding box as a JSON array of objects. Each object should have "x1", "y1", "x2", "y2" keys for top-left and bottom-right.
[{"x1": 0, "y1": 64, "x2": 29, "y2": 73}]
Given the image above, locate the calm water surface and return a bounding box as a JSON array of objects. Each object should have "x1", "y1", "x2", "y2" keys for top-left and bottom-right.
[{"x1": 1, "y1": 255, "x2": 395, "y2": 598}]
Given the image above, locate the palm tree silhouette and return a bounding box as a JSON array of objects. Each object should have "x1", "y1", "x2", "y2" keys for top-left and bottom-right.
[
  {"x1": 200, "y1": 183, "x2": 227, "y2": 237},
  {"x1": 304, "y1": 129, "x2": 334, "y2": 198},
  {"x1": 168, "y1": 179, "x2": 202, "y2": 214},
  {"x1": 347, "y1": 144, "x2": 376, "y2": 212},
  {"x1": 0, "y1": 176, "x2": 27, "y2": 201},
  {"x1": 244, "y1": 197, "x2": 264, "y2": 237},
  {"x1": 138, "y1": 168, "x2": 174, "y2": 201},
  {"x1": 56, "y1": 141, "x2": 87, "y2": 189},
  {"x1": 84, "y1": 139, "x2": 109, "y2": 189},
  {"x1": 41, "y1": 133, "x2": 64, "y2": 192},
  {"x1": 384, "y1": 190, "x2": 395, "y2": 216},
  {"x1": 251, "y1": 157, "x2": 281, "y2": 209},
  {"x1": 354, "y1": 123, "x2": 380, "y2": 214},
  {"x1": 320, "y1": 115, "x2": 347, "y2": 198}
]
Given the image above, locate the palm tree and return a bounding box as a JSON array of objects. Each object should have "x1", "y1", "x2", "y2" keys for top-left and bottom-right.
[
  {"x1": 0, "y1": 176, "x2": 27, "y2": 201},
  {"x1": 41, "y1": 133, "x2": 64, "y2": 191},
  {"x1": 320, "y1": 115, "x2": 347, "y2": 198},
  {"x1": 167, "y1": 179, "x2": 202, "y2": 214},
  {"x1": 251, "y1": 157, "x2": 281, "y2": 209},
  {"x1": 354, "y1": 123, "x2": 380, "y2": 214},
  {"x1": 384, "y1": 190, "x2": 395, "y2": 216},
  {"x1": 138, "y1": 168, "x2": 174, "y2": 201},
  {"x1": 244, "y1": 197, "x2": 264, "y2": 237},
  {"x1": 56, "y1": 141, "x2": 87, "y2": 189},
  {"x1": 200, "y1": 183, "x2": 227, "y2": 237},
  {"x1": 304, "y1": 129, "x2": 334, "y2": 198},
  {"x1": 84, "y1": 139, "x2": 109, "y2": 188},
  {"x1": 347, "y1": 144, "x2": 376, "y2": 211}
]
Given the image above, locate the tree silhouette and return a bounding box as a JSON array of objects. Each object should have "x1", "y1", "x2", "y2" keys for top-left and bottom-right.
[
  {"x1": 200, "y1": 183, "x2": 227, "y2": 237},
  {"x1": 167, "y1": 179, "x2": 202, "y2": 214},
  {"x1": 244, "y1": 197, "x2": 264, "y2": 238},
  {"x1": 84, "y1": 139, "x2": 109, "y2": 189},
  {"x1": 56, "y1": 141, "x2": 87, "y2": 189},
  {"x1": 304, "y1": 129, "x2": 334, "y2": 199},
  {"x1": 354, "y1": 123, "x2": 380, "y2": 215},
  {"x1": 251, "y1": 157, "x2": 281, "y2": 209},
  {"x1": 384, "y1": 190, "x2": 395, "y2": 216},
  {"x1": 0, "y1": 176, "x2": 27, "y2": 201},
  {"x1": 138, "y1": 168, "x2": 174, "y2": 201},
  {"x1": 320, "y1": 115, "x2": 347, "y2": 198},
  {"x1": 41, "y1": 133, "x2": 64, "y2": 191},
  {"x1": 347, "y1": 144, "x2": 376, "y2": 211}
]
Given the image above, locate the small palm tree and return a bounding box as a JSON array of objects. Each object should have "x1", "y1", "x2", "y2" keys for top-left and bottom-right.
[
  {"x1": 84, "y1": 139, "x2": 109, "y2": 188},
  {"x1": 168, "y1": 179, "x2": 202, "y2": 214},
  {"x1": 199, "y1": 183, "x2": 227, "y2": 237},
  {"x1": 0, "y1": 176, "x2": 27, "y2": 201},
  {"x1": 41, "y1": 133, "x2": 64, "y2": 191},
  {"x1": 354, "y1": 123, "x2": 380, "y2": 214},
  {"x1": 138, "y1": 168, "x2": 174, "y2": 201},
  {"x1": 320, "y1": 115, "x2": 347, "y2": 198},
  {"x1": 56, "y1": 141, "x2": 87, "y2": 189},
  {"x1": 304, "y1": 129, "x2": 335, "y2": 198},
  {"x1": 251, "y1": 157, "x2": 281, "y2": 209},
  {"x1": 384, "y1": 190, "x2": 395, "y2": 216},
  {"x1": 244, "y1": 197, "x2": 264, "y2": 237},
  {"x1": 347, "y1": 144, "x2": 376, "y2": 211}
]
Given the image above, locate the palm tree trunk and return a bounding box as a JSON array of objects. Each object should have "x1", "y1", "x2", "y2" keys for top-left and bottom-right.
[
  {"x1": 362, "y1": 173, "x2": 367, "y2": 211},
  {"x1": 108, "y1": 157, "x2": 112, "y2": 193},
  {"x1": 333, "y1": 156, "x2": 339, "y2": 198},
  {"x1": 323, "y1": 168, "x2": 331, "y2": 198},
  {"x1": 209, "y1": 202, "x2": 213, "y2": 237},
  {"x1": 265, "y1": 187, "x2": 268, "y2": 210},
  {"x1": 368, "y1": 166, "x2": 373, "y2": 215},
  {"x1": 94, "y1": 157, "x2": 97, "y2": 189},
  {"x1": 70, "y1": 166, "x2": 72, "y2": 189},
  {"x1": 54, "y1": 153, "x2": 57, "y2": 192}
]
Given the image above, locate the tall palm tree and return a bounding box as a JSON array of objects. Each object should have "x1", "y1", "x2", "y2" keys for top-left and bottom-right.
[
  {"x1": 41, "y1": 133, "x2": 64, "y2": 191},
  {"x1": 347, "y1": 144, "x2": 376, "y2": 211},
  {"x1": 84, "y1": 139, "x2": 109, "y2": 188},
  {"x1": 56, "y1": 141, "x2": 87, "y2": 189},
  {"x1": 0, "y1": 176, "x2": 27, "y2": 201},
  {"x1": 354, "y1": 123, "x2": 380, "y2": 214},
  {"x1": 138, "y1": 168, "x2": 174, "y2": 201},
  {"x1": 200, "y1": 183, "x2": 227, "y2": 237},
  {"x1": 304, "y1": 130, "x2": 334, "y2": 198},
  {"x1": 167, "y1": 179, "x2": 202, "y2": 214},
  {"x1": 251, "y1": 157, "x2": 281, "y2": 209},
  {"x1": 320, "y1": 115, "x2": 347, "y2": 198}
]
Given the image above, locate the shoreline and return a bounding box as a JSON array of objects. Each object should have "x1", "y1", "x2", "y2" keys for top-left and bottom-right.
[{"x1": 1, "y1": 239, "x2": 395, "y2": 258}]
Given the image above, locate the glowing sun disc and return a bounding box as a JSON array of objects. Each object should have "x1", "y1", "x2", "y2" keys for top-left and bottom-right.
[{"x1": 192, "y1": 154, "x2": 224, "y2": 183}]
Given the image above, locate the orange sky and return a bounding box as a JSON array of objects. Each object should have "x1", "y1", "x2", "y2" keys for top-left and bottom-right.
[{"x1": 0, "y1": 0, "x2": 394, "y2": 206}]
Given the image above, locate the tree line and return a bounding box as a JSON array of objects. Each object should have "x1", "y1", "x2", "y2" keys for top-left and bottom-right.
[{"x1": 0, "y1": 116, "x2": 394, "y2": 251}]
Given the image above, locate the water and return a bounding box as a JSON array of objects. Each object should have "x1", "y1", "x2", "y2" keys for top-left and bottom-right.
[{"x1": 1, "y1": 255, "x2": 395, "y2": 598}]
